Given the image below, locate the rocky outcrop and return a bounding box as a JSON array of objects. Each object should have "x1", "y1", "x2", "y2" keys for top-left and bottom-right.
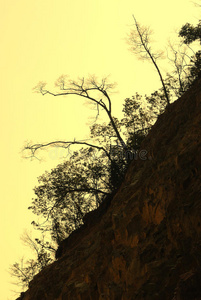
[{"x1": 20, "y1": 77, "x2": 201, "y2": 300}]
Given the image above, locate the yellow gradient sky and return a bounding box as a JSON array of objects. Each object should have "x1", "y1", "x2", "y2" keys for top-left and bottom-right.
[{"x1": 0, "y1": 0, "x2": 199, "y2": 298}]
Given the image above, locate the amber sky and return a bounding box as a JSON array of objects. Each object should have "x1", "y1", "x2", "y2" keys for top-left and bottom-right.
[{"x1": 0, "y1": 0, "x2": 199, "y2": 298}]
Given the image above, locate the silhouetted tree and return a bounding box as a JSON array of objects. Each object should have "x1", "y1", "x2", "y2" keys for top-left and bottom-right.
[
  {"x1": 9, "y1": 232, "x2": 55, "y2": 292},
  {"x1": 28, "y1": 75, "x2": 128, "y2": 158},
  {"x1": 30, "y1": 147, "x2": 113, "y2": 244},
  {"x1": 127, "y1": 15, "x2": 170, "y2": 105}
]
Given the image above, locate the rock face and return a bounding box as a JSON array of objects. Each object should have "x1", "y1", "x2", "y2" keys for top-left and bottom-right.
[{"x1": 21, "y1": 78, "x2": 201, "y2": 300}]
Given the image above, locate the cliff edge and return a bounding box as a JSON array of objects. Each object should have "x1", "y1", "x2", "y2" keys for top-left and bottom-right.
[{"x1": 19, "y1": 78, "x2": 201, "y2": 300}]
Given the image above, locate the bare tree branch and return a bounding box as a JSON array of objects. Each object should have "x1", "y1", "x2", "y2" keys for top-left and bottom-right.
[
  {"x1": 34, "y1": 75, "x2": 114, "y2": 113},
  {"x1": 23, "y1": 139, "x2": 112, "y2": 160}
]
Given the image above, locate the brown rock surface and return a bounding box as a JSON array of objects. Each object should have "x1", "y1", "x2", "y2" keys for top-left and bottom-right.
[{"x1": 20, "y1": 78, "x2": 201, "y2": 300}]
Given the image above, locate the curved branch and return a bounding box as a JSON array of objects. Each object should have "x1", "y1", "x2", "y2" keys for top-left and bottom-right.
[
  {"x1": 23, "y1": 140, "x2": 111, "y2": 160},
  {"x1": 41, "y1": 89, "x2": 107, "y2": 110}
]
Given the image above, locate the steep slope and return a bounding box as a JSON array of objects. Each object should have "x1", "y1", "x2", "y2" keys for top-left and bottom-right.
[{"x1": 19, "y1": 78, "x2": 201, "y2": 300}]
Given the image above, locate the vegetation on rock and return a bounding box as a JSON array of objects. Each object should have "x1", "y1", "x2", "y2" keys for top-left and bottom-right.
[{"x1": 10, "y1": 16, "x2": 201, "y2": 295}]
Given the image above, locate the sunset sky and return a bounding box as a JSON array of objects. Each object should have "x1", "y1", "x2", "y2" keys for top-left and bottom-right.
[{"x1": 0, "y1": 0, "x2": 199, "y2": 298}]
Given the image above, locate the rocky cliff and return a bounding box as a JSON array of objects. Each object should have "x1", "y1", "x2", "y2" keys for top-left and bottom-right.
[{"x1": 19, "y1": 78, "x2": 201, "y2": 300}]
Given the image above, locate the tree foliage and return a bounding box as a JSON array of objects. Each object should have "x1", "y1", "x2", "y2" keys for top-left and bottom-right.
[
  {"x1": 30, "y1": 147, "x2": 112, "y2": 244},
  {"x1": 179, "y1": 20, "x2": 201, "y2": 45},
  {"x1": 177, "y1": 20, "x2": 201, "y2": 86}
]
